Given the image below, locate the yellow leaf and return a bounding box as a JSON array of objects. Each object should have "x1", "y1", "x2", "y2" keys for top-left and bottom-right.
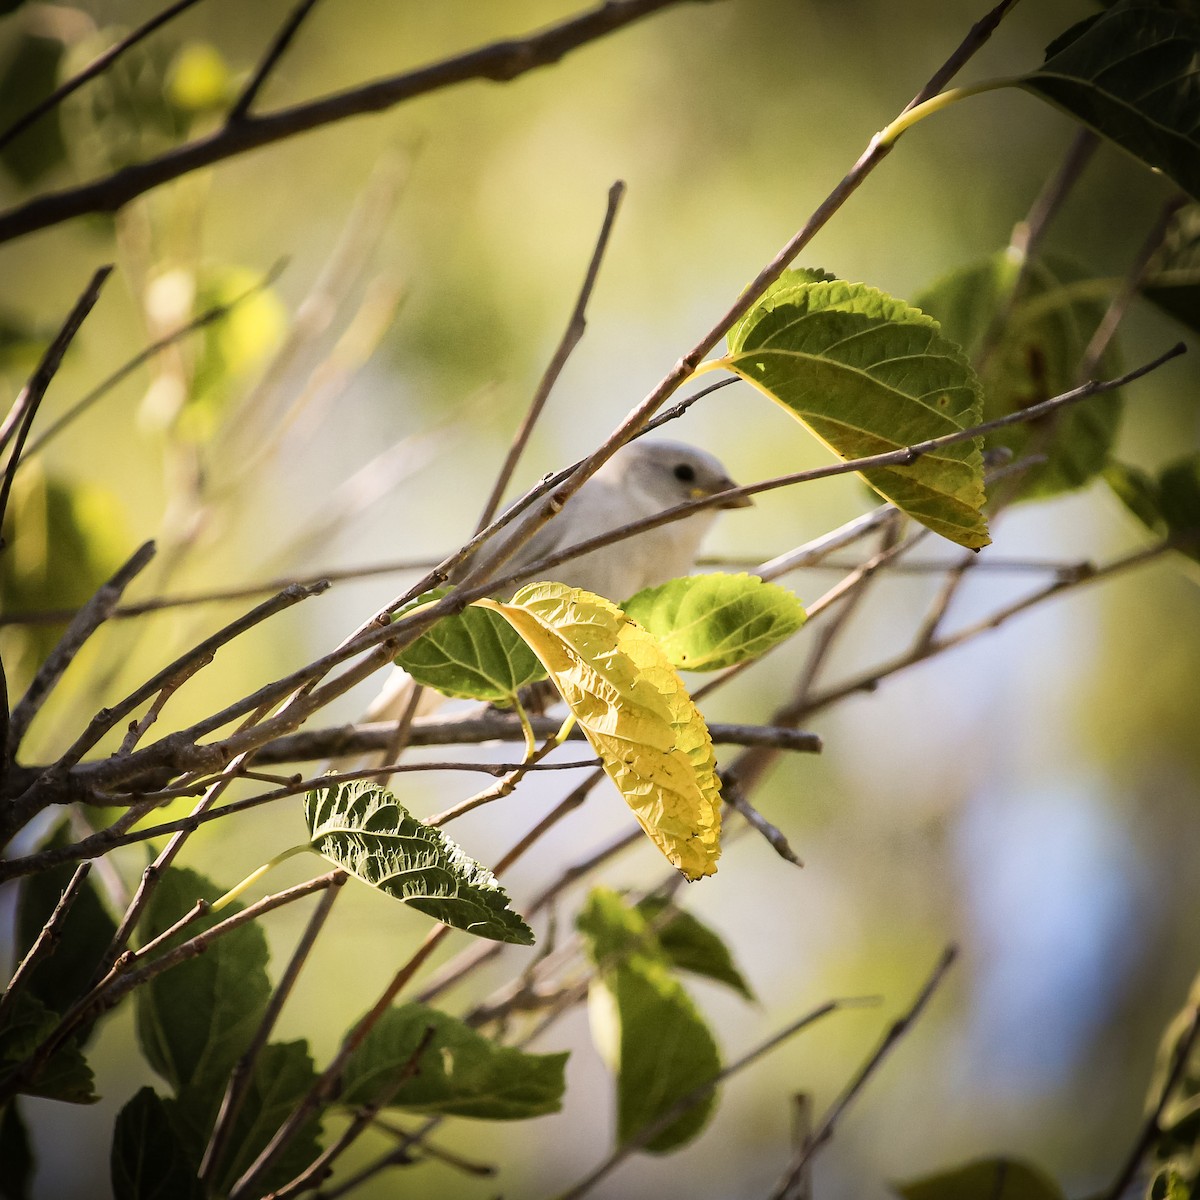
[{"x1": 477, "y1": 583, "x2": 722, "y2": 880}]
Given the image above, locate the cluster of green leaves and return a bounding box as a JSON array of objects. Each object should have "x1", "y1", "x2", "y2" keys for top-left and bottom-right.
[{"x1": 577, "y1": 887, "x2": 754, "y2": 1154}]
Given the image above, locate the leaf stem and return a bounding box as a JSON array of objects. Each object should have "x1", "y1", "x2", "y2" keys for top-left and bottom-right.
[
  {"x1": 211, "y1": 844, "x2": 312, "y2": 912},
  {"x1": 877, "y1": 78, "x2": 1022, "y2": 147}
]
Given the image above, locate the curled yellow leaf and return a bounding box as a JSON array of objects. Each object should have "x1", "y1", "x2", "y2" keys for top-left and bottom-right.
[{"x1": 477, "y1": 583, "x2": 722, "y2": 880}]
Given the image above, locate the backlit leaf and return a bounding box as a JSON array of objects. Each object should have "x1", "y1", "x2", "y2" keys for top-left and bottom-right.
[
  {"x1": 579, "y1": 888, "x2": 721, "y2": 1153},
  {"x1": 478, "y1": 583, "x2": 722, "y2": 880},
  {"x1": 305, "y1": 779, "x2": 534, "y2": 944},
  {"x1": 341, "y1": 1003, "x2": 567, "y2": 1119},
  {"x1": 719, "y1": 269, "x2": 990, "y2": 549},
  {"x1": 393, "y1": 588, "x2": 545, "y2": 703},
  {"x1": 1022, "y1": 1, "x2": 1200, "y2": 201},
  {"x1": 134, "y1": 868, "x2": 271, "y2": 1103},
  {"x1": 916, "y1": 251, "x2": 1122, "y2": 497},
  {"x1": 623, "y1": 573, "x2": 806, "y2": 671}
]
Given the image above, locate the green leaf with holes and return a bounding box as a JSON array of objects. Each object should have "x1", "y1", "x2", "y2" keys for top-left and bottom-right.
[
  {"x1": 305, "y1": 779, "x2": 533, "y2": 944},
  {"x1": 622, "y1": 573, "x2": 806, "y2": 672},
  {"x1": 393, "y1": 589, "x2": 546, "y2": 704},
  {"x1": 718, "y1": 269, "x2": 989, "y2": 549},
  {"x1": 1022, "y1": 1, "x2": 1200, "y2": 202}
]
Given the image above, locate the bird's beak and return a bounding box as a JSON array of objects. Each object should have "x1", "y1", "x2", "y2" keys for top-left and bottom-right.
[{"x1": 696, "y1": 477, "x2": 753, "y2": 509}]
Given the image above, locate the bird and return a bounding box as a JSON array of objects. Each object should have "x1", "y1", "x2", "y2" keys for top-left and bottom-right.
[{"x1": 361, "y1": 438, "x2": 751, "y2": 730}]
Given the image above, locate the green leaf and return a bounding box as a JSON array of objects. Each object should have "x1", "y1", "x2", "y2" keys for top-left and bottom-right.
[
  {"x1": 893, "y1": 1158, "x2": 1066, "y2": 1200},
  {"x1": 1022, "y1": 1, "x2": 1200, "y2": 201},
  {"x1": 0, "y1": 1099, "x2": 34, "y2": 1200},
  {"x1": 622, "y1": 573, "x2": 806, "y2": 672},
  {"x1": 341, "y1": 1003, "x2": 567, "y2": 1119},
  {"x1": 915, "y1": 252, "x2": 1122, "y2": 498},
  {"x1": 720, "y1": 269, "x2": 990, "y2": 549},
  {"x1": 1106, "y1": 453, "x2": 1200, "y2": 560},
  {"x1": 15, "y1": 822, "x2": 117, "y2": 1029},
  {"x1": 174, "y1": 1042, "x2": 322, "y2": 1199},
  {"x1": 134, "y1": 867, "x2": 272, "y2": 1103},
  {"x1": 635, "y1": 896, "x2": 755, "y2": 1001},
  {"x1": 480, "y1": 583, "x2": 723, "y2": 880},
  {"x1": 394, "y1": 589, "x2": 545, "y2": 703},
  {"x1": 1150, "y1": 1164, "x2": 1195, "y2": 1200},
  {"x1": 110, "y1": 1088, "x2": 202, "y2": 1200},
  {"x1": 578, "y1": 888, "x2": 722, "y2": 1154},
  {"x1": 305, "y1": 779, "x2": 534, "y2": 944},
  {"x1": 165, "y1": 43, "x2": 233, "y2": 115},
  {"x1": 0, "y1": 990, "x2": 96, "y2": 1104},
  {"x1": 0, "y1": 32, "x2": 67, "y2": 185}
]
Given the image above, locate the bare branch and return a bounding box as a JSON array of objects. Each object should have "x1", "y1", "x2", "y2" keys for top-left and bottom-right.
[
  {"x1": 0, "y1": 0, "x2": 705, "y2": 244},
  {"x1": 227, "y1": 0, "x2": 324, "y2": 123},
  {"x1": 475, "y1": 180, "x2": 626, "y2": 532},
  {"x1": 6, "y1": 540, "x2": 156, "y2": 760},
  {"x1": 770, "y1": 945, "x2": 959, "y2": 1200}
]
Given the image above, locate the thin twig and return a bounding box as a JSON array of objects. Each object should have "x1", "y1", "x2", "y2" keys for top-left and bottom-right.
[
  {"x1": 199, "y1": 880, "x2": 344, "y2": 1186},
  {"x1": 262, "y1": 1026, "x2": 437, "y2": 1200},
  {"x1": 0, "y1": 871, "x2": 343, "y2": 1107},
  {"x1": 1100, "y1": 979, "x2": 1200, "y2": 1200},
  {"x1": 227, "y1": 0, "x2": 324, "y2": 123},
  {"x1": 22, "y1": 260, "x2": 287, "y2": 459},
  {"x1": 0, "y1": 0, "x2": 700, "y2": 244},
  {"x1": 769, "y1": 945, "x2": 959, "y2": 1200},
  {"x1": 6, "y1": 540, "x2": 156, "y2": 759},
  {"x1": 227, "y1": 925, "x2": 451, "y2": 1199},
  {"x1": 0, "y1": 265, "x2": 113, "y2": 516},
  {"x1": 0, "y1": 862, "x2": 92, "y2": 1028},
  {"x1": 557, "y1": 997, "x2": 871, "y2": 1200},
  {"x1": 475, "y1": 180, "x2": 626, "y2": 532},
  {"x1": 0, "y1": 0, "x2": 209, "y2": 153}
]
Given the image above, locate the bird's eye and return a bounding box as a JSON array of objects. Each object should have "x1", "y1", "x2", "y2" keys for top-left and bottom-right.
[{"x1": 673, "y1": 463, "x2": 697, "y2": 484}]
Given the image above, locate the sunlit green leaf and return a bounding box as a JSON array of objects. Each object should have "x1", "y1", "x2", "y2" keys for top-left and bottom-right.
[
  {"x1": 110, "y1": 1088, "x2": 202, "y2": 1200},
  {"x1": 916, "y1": 252, "x2": 1122, "y2": 497},
  {"x1": 578, "y1": 888, "x2": 721, "y2": 1154},
  {"x1": 893, "y1": 1157, "x2": 1066, "y2": 1200},
  {"x1": 0, "y1": 990, "x2": 96, "y2": 1104},
  {"x1": 635, "y1": 896, "x2": 755, "y2": 1001},
  {"x1": 719, "y1": 269, "x2": 990, "y2": 548},
  {"x1": 165, "y1": 43, "x2": 232, "y2": 114},
  {"x1": 341, "y1": 1003, "x2": 567, "y2": 1119},
  {"x1": 134, "y1": 868, "x2": 272, "y2": 1102},
  {"x1": 305, "y1": 779, "x2": 534, "y2": 944},
  {"x1": 15, "y1": 822, "x2": 117, "y2": 1030},
  {"x1": 623, "y1": 573, "x2": 806, "y2": 672},
  {"x1": 1022, "y1": 1, "x2": 1200, "y2": 201},
  {"x1": 394, "y1": 588, "x2": 545, "y2": 703}
]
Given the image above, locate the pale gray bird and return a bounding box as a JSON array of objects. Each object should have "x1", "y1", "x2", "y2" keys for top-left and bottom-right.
[{"x1": 363, "y1": 438, "x2": 751, "y2": 726}]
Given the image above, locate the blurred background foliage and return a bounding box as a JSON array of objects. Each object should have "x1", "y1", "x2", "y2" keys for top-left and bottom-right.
[{"x1": 0, "y1": 0, "x2": 1197, "y2": 1197}]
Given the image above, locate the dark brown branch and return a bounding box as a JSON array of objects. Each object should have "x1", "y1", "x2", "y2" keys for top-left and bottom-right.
[
  {"x1": 769, "y1": 945, "x2": 959, "y2": 1200},
  {"x1": 6, "y1": 540, "x2": 156, "y2": 761},
  {"x1": 475, "y1": 180, "x2": 626, "y2": 532},
  {"x1": 0, "y1": 0, "x2": 704, "y2": 244},
  {"x1": 0, "y1": 0, "x2": 209, "y2": 153},
  {"x1": 227, "y1": 0, "x2": 324, "y2": 123}
]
